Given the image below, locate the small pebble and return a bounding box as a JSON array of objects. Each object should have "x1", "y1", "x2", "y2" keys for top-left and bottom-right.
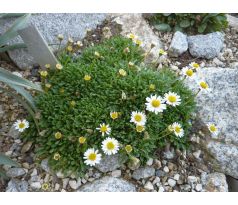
[
  {"x1": 146, "y1": 158, "x2": 153, "y2": 166},
  {"x1": 111, "y1": 170, "x2": 121, "y2": 178},
  {"x1": 163, "y1": 166, "x2": 169, "y2": 173},
  {"x1": 144, "y1": 181, "x2": 154, "y2": 191},
  {"x1": 174, "y1": 174, "x2": 180, "y2": 181},
  {"x1": 195, "y1": 184, "x2": 203, "y2": 192},
  {"x1": 30, "y1": 182, "x2": 41, "y2": 190},
  {"x1": 158, "y1": 186, "x2": 165, "y2": 192},
  {"x1": 168, "y1": 179, "x2": 176, "y2": 187}
]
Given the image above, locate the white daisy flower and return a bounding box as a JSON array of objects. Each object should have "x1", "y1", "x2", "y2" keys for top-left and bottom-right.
[
  {"x1": 101, "y1": 137, "x2": 120, "y2": 155},
  {"x1": 145, "y1": 95, "x2": 166, "y2": 114},
  {"x1": 171, "y1": 122, "x2": 184, "y2": 138},
  {"x1": 96, "y1": 123, "x2": 111, "y2": 136},
  {"x1": 83, "y1": 148, "x2": 102, "y2": 166},
  {"x1": 13, "y1": 119, "x2": 29, "y2": 132},
  {"x1": 189, "y1": 62, "x2": 200, "y2": 70},
  {"x1": 164, "y1": 92, "x2": 181, "y2": 107},
  {"x1": 130, "y1": 111, "x2": 146, "y2": 126},
  {"x1": 207, "y1": 123, "x2": 218, "y2": 137},
  {"x1": 199, "y1": 81, "x2": 211, "y2": 92},
  {"x1": 182, "y1": 66, "x2": 195, "y2": 78}
]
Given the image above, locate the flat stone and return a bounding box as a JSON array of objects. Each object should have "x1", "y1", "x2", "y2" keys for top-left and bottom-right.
[
  {"x1": 188, "y1": 32, "x2": 224, "y2": 59},
  {"x1": 78, "y1": 176, "x2": 136, "y2": 192},
  {"x1": 169, "y1": 31, "x2": 188, "y2": 57},
  {"x1": 144, "y1": 181, "x2": 154, "y2": 191},
  {"x1": 112, "y1": 14, "x2": 162, "y2": 62},
  {"x1": 8, "y1": 125, "x2": 20, "y2": 139},
  {"x1": 186, "y1": 68, "x2": 238, "y2": 178},
  {"x1": 146, "y1": 158, "x2": 153, "y2": 166},
  {"x1": 40, "y1": 159, "x2": 50, "y2": 173},
  {"x1": 6, "y1": 179, "x2": 28, "y2": 192},
  {"x1": 132, "y1": 166, "x2": 155, "y2": 180},
  {"x1": 30, "y1": 182, "x2": 41, "y2": 190},
  {"x1": 187, "y1": 176, "x2": 197, "y2": 184},
  {"x1": 227, "y1": 15, "x2": 238, "y2": 30},
  {"x1": 168, "y1": 179, "x2": 176, "y2": 187},
  {"x1": 21, "y1": 141, "x2": 33, "y2": 153},
  {"x1": 111, "y1": 170, "x2": 121, "y2": 178},
  {"x1": 0, "y1": 14, "x2": 107, "y2": 69},
  {"x1": 69, "y1": 180, "x2": 81, "y2": 190},
  {"x1": 95, "y1": 154, "x2": 121, "y2": 173},
  {"x1": 195, "y1": 184, "x2": 203, "y2": 192},
  {"x1": 202, "y1": 172, "x2": 228, "y2": 192},
  {"x1": 6, "y1": 168, "x2": 26, "y2": 178}
]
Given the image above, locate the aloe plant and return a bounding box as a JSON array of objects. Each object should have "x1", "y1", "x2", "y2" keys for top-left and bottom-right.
[
  {"x1": 0, "y1": 67, "x2": 43, "y2": 132},
  {"x1": 0, "y1": 13, "x2": 31, "y2": 53}
]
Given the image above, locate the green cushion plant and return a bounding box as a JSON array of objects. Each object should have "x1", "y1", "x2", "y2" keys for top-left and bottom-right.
[{"x1": 23, "y1": 36, "x2": 196, "y2": 176}]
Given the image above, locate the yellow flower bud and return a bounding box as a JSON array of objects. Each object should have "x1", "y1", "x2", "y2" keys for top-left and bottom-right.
[
  {"x1": 55, "y1": 132, "x2": 62, "y2": 139},
  {"x1": 79, "y1": 136, "x2": 86, "y2": 144},
  {"x1": 84, "y1": 74, "x2": 91, "y2": 81},
  {"x1": 125, "y1": 145, "x2": 133, "y2": 153},
  {"x1": 53, "y1": 153, "x2": 61, "y2": 160}
]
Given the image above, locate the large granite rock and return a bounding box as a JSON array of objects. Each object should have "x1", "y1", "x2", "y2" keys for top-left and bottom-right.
[
  {"x1": 111, "y1": 14, "x2": 162, "y2": 62},
  {"x1": 169, "y1": 31, "x2": 188, "y2": 57},
  {"x1": 188, "y1": 32, "x2": 224, "y2": 59},
  {"x1": 132, "y1": 166, "x2": 155, "y2": 180},
  {"x1": 0, "y1": 13, "x2": 107, "y2": 69},
  {"x1": 6, "y1": 179, "x2": 28, "y2": 192},
  {"x1": 95, "y1": 154, "x2": 122, "y2": 173},
  {"x1": 78, "y1": 176, "x2": 136, "y2": 192},
  {"x1": 186, "y1": 67, "x2": 238, "y2": 178}
]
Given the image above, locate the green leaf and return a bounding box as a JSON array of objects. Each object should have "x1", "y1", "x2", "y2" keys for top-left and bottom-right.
[
  {"x1": 0, "y1": 13, "x2": 26, "y2": 19},
  {"x1": 154, "y1": 23, "x2": 171, "y2": 32},
  {"x1": 0, "y1": 13, "x2": 31, "y2": 46},
  {"x1": 0, "y1": 153, "x2": 19, "y2": 167},
  {"x1": 198, "y1": 23, "x2": 207, "y2": 33},
  {"x1": 179, "y1": 19, "x2": 190, "y2": 28},
  {"x1": 0, "y1": 43, "x2": 26, "y2": 53},
  {"x1": 0, "y1": 67, "x2": 43, "y2": 92}
]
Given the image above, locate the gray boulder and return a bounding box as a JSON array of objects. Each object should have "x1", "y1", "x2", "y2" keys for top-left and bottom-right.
[
  {"x1": 6, "y1": 168, "x2": 26, "y2": 178},
  {"x1": 169, "y1": 31, "x2": 188, "y2": 57},
  {"x1": 186, "y1": 67, "x2": 238, "y2": 178},
  {"x1": 132, "y1": 166, "x2": 155, "y2": 180},
  {"x1": 6, "y1": 179, "x2": 28, "y2": 192},
  {"x1": 188, "y1": 32, "x2": 224, "y2": 59},
  {"x1": 0, "y1": 13, "x2": 107, "y2": 69},
  {"x1": 95, "y1": 154, "x2": 122, "y2": 173},
  {"x1": 78, "y1": 176, "x2": 136, "y2": 192}
]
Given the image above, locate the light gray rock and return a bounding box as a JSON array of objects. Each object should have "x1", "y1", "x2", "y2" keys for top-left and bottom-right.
[
  {"x1": 169, "y1": 31, "x2": 188, "y2": 57},
  {"x1": 195, "y1": 184, "x2": 203, "y2": 192},
  {"x1": 144, "y1": 181, "x2": 154, "y2": 190},
  {"x1": 188, "y1": 32, "x2": 224, "y2": 59},
  {"x1": 111, "y1": 170, "x2": 121, "y2": 178},
  {"x1": 146, "y1": 158, "x2": 153, "y2": 166},
  {"x1": 0, "y1": 14, "x2": 107, "y2": 69},
  {"x1": 202, "y1": 172, "x2": 228, "y2": 192},
  {"x1": 6, "y1": 179, "x2": 28, "y2": 192},
  {"x1": 227, "y1": 15, "x2": 238, "y2": 30},
  {"x1": 69, "y1": 180, "x2": 81, "y2": 190},
  {"x1": 112, "y1": 14, "x2": 162, "y2": 62},
  {"x1": 132, "y1": 166, "x2": 155, "y2": 180},
  {"x1": 168, "y1": 179, "x2": 176, "y2": 187},
  {"x1": 8, "y1": 124, "x2": 20, "y2": 139},
  {"x1": 95, "y1": 154, "x2": 122, "y2": 173},
  {"x1": 6, "y1": 168, "x2": 26, "y2": 178},
  {"x1": 78, "y1": 176, "x2": 136, "y2": 192},
  {"x1": 40, "y1": 159, "x2": 50, "y2": 173},
  {"x1": 186, "y1": 68, "x2": 238, "y2": 178},
  {"x1": 30, "y1": 182, "x2": 41, "y2": 190}
]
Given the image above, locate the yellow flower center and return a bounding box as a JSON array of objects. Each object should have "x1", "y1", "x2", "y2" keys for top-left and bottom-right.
[
  {"x1": 210, "y1": 125, "x2": 217, "y2": 132},
  {"x1": 54, "y1": 153, "x2": 60, "y2": 160},
  {"x1": 168, "y1": 95, "x2": 177, "y2": 103},
  {"x1": 88, "y1": 153, "x2": 96, "y2": 161},
  {"x1": 136, "y1": 125, "x2": 145, "y2": 132},
  {"x1": 67, "y1": 45, "x2": 73, "y2": 52},
  {"x1": 111, "y1": 112, "x2": 118, "y2": 120},
  {"x1": 149, "y1": 84, "x2": 155, "y2": 91},
  {"x1": 125, "y1": 145, "x2": 132, "y2": 153},
  {"x1": 100, "y1": 125, "x2": 108, "y2": 132},
  {"x1": 128, "y1": 34, "x2": 135, "y2": 39},
  {"x1": 134, "y1": 114, "x2": 142, "y2": 122},
  {"x1": 42, "y1": 183, "x2": 49, "y2": 190},
  {"x1": 135, "y1": 39, "x2": 142, "y2": 46},
  {"x1": 40, "y1": 71, "x2": 48, "y2": 77},
  {"x1": 200, "y1": 82, "x2": 208, "y2": 89},
  {"x1": 151, "y1": 99, "x2": 161, "y2": 108},
  {"x1": 106, "y1": 142, "x2": 115, "y2": 150},
  {"x1": 84, "y1": 75, "x2": 91, "y2": 81},
  {"x1": 193, "y1": 63, "x2": 199, "y2": 69},
  {"x1": 79, "y1": 137, "x2": 86, "y2": 144},
  {"x1": 119, "y1": 69, "x2": 127, "y2": 76},
  {"x1": 186, "y1": 69, "x2": 194, "y2": 77},
  {"x1": 174, "y1": 126, "x2": 181, "y2": 133},
  {"x1": 56, "y1": 64, "x2": 63, "y2": 70},
  {"x1": 55, "y1": 132, "x2": 62, "y2": 139},
  {"x1": 18, "y1": 122, "x2": 25, "y2": 129}
]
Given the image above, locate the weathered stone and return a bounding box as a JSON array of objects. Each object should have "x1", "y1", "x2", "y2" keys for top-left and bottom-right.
[
  {"x1": 127, "y1": 156, "x2": 141, "y2": 170},
  {"x1": 186, "y1": 68, "x2": 238, "y2": 178},
  {"x1": 227, "y1": 15, "x2": 238, "y2": 31},
  {"x1": 8, "y1": 125, "x2": 20, "y2": 139},
  {"x1": 78, "y1": 176, "x2": 136, "y2": 192},
  {"x1": 40, "y1": 159, "x2": 50, "y2": 173},
  {"x1": 111, "y1": 170, "x2": 122, "y2": 178},
  {"x1": 112, "y1": 14, "x2": 162, "y2": 62},
  {"x1": 0, "y1": 14, "x2": 107, "y2": 69},
  {"x1": 188, "y1": 32, "x2": 224, "y2": 59},
  {"x1": 6, "y1": 168, "x2": 26, "y2": 178},
  {"x1": 202, "y1": 172, "x2": 228, "y2": 192},
  {"x1": 21, "y1": 141, "x2": 33, "y2": 153},
  {"x1": 169, "y1": 31, "x2": 188, "y2": 57},
  {"x1": 6, "y1": 179, "x2": 28, "y2": 192},
  {"x1": 132, "y1": 166, "x2": 155, "y2": 180},
  {"x1": 95, "y1": 154, "x2": 121, "y2": 173},
  {"x1": 168, "y1": 179, "x2": 176, "y2": 187},
  {"x1": 30, "y1": 182, "x2": 41, "y2": 190},
  {"x1": 144, "y1": 181, "x2": 154, "y2": 191},
  {"x1": 146, "y1": 158, "x2": 153, "y2": 166},
  {"x1": 69, "y1": 180, "x2": 81, "y2": 190}
]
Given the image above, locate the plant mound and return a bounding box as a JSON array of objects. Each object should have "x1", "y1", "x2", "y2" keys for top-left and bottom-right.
[{"x1": 25, "y1": 36, "x2": 195, "y2": 175}]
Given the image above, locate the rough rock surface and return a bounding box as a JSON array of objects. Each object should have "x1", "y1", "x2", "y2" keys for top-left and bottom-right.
[
  {"x1": 201, "y1": 172, "x2": 228, "y2": 192},
  {"x1": 0, "y1": 13, "x2": 107, "y2": 69},
  {"x1": 6, "y1": 168, "x2": 26, "y2": 178},
  {"x1": 188, "y1": 32, "x2": 224, "y2": 59},
  {"x1": 169, "y1": 31, "x2": 188, "y2": 57},
  {"x1": 227, "y1": 15, "x2": 238, "y2": 31},
  {"x1": 78, "y1": 176, "x2": 136, "y2": 192},
  {"x1": 6, "y1": 179, "x2": 28, "y2": 192},
  {"x1": 132, "y1": 166, "x2": 155, "y2": 180},
  {"x1": 111, "y1": 14, "x2": 162, "y2": 62},
  {"x1": 186, "y1": 67, "x2": 238, "y2": 178},
  {"x1": 95, "y1": 154, "x2": 122, "y2": 173}
]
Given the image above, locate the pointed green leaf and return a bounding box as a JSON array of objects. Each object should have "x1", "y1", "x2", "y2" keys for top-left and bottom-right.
[
  {"x1": 0, "y1": 43, "x2": 26, "y2": 53},
  {"x1": 0, "y1": 153, "x2": 19, "y2": 167}
]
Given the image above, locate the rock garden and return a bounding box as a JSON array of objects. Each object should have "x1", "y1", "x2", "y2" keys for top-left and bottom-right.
[{"x1": 0, "y1": 13, "x2": 238, "y2": 192}]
